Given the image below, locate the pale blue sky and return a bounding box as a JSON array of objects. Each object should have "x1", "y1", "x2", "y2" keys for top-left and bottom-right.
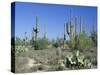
[{"x1": 13, "y1": 2, "x2": 97, "y2": 40}]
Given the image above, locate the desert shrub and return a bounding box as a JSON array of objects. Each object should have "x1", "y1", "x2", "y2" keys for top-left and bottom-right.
[
  {"x1": 34, "y1": 37, "x2": 49, "y2": 50},
  {"x1": 77, "y1": 33, "x2": 93, "y2": 50},
  {"x1": 67, "y1": 33, "x2": 93, "y2": 50},
  {"x1": 52, "y1": 38, "x2": 64, "y2": 48},
  {"x1": 68, "y1": 37, "x2": 75, "y2": 49},
  {"x1": 15, "y1": 37, "x2": 30, "y2": 46},
  {"x1": 90, "y1": 31, "x2": 97, "y2": 46},
  {"x1": 15, "y1": 37, "x2": 22, "y2": 45},
  {"x1": 15, "y1": 46, "x2": 29, "y2": 55},
  {"x1": 53, "y1": 42, "x2": 59, "y2": 48}
]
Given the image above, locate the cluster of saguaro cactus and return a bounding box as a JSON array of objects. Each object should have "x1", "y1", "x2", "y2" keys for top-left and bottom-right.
[
  {"x1": 32, "y1": 16, "x2": 39, "y2": 42},
  {"x1": 65, "y1": 10, "x2": 85, "y2": 50},
  {"x1": 66, "y1": 11, "x2": 83, "y2": 39},
  {"x1": 66, "y1": 10, "x2": 74, "y2": 39}
]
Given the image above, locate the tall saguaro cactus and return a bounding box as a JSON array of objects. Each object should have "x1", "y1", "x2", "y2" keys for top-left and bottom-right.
[
  {"x1": 67, "y1": 9, "x2": 74, "y2": 39},
  {"x1": 80, "y1": 16, "x2": 82, "y2": 33},
  {"x1": 44, "y1": 24, "x2": 46, "y2": 39},
  {"x1": 75, "y1": 16, "x2": 78, "y2": 36},
  {"x1": 24, "y1": 32, "x2": 28, "y2": 46},
  {"x1": 35, "y1": 16, "x2": 39, "y2": 40},
  {"x1": 69, "y1": 9, "x2": 72, "y2": 38},
  {"x1": 32, "y1": 16, "x2": 39, "y2": 42},
  {"x1": 67, "y1": 20, "x2": 71, "y2": 35},
  {"x1": 32, "y1": 28, "x2": 35, "y2": 43},
  {"x1": 63, "y1": 21, "x2": 67, "y2": 48},
  {"x1": 75, "y1": 16, "x2": 78, "y2": 49},
  {"x1": 91, "y1": 19, "x2": 95, "y2": 34}
]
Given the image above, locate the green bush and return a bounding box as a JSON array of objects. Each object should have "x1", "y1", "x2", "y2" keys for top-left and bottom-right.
[
  {"x1": 52, "y1": 38, "x2": 63, "y2": 48},
  {"x1": 77, "y1": 33, "x2": 93, "y2": 50},
  {"x1": 68, "y1": 38, "x2": 75, "y2": 49},
  {"x1": 34, "y1": 37, "x2": 49, "y2": 50},
  {"x1": 15, "y1": 46, "x2": 29, "y2": 55},
  {"x1": 67, "y1": 32, "x2": 93, "y2": 50},
  {"x1": 15, "y1": 37, "x2": 22, "y2": 46},
  {"x1": 90, "y1": 31, "x2": 97, "y2": 46},
  {"x1": 15, "y1": 36, "x2": 30, "y2": 46}
]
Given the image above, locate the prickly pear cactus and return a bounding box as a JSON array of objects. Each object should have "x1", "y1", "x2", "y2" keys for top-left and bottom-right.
[
  {"x1": 63, "y1": 50, "x2": 92, "y2": 69},
  {"x1": 15, "y1": 46, "x2": 28, "y2": 55}
]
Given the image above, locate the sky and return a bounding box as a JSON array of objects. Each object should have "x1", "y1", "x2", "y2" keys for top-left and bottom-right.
[{"x1": 13, "y1": 2, "x2": 97, "y2": 40}]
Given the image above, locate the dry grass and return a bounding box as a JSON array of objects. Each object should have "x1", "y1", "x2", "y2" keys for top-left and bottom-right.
[{"x1": 14, "y1": 46, "x2": 97, "y2": 73}]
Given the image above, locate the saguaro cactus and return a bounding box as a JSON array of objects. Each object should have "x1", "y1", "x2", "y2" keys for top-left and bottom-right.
[
  {"x1": 32, "y1": 28, "x2": 35, "y2": 43},
  {"x1": 82, "y1": 24, "x2": 85, "y2": 34},
  {"x1": 35, "y1": 16, "x2": 39, "y2": 40},
  {"x1": 67, "y1": 9, "x2": 74, "y2": 39},
  {"x1": 75, "y1": 16, "x2": 78, "y2": 49},
  {"x1": 24, "y1": 32, "x2": 28, "y2": 46},
  {"x1": 63, "y1": 22, "x2": 67, "y2": 48},
  {"x1": 80, "y1": 16, "x2": 82, "y2": 33},
  {"x1": 32, "y1": 16, "x2": 39, "y2": 44},
  {"x1": 67, "y1": 20, "x2": 71, "y2": 35},
  {"x1": 44, "y1": 24, "x2": 46, "y2": 39},
  {"x1": 85, "y1": 23, "x2": 88, "y2": 35},
  {"x1": 75, "y1": 16, "x2": 78, "y2": 36}
]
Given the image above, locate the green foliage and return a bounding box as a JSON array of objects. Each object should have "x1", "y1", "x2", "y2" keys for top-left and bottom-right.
[
  {"x1": 34, "y1": 37, "x2": 49, "y2": 50},
  {"x1": 52, "y1": 38, "x2": 64, "y2": 48},
  {"x1": 77, "y1": 33, "x2": 93, "y2": 50},
  {"x1": 15, "y1": 46, "x2": 28, "y2": 55},
  {"x1": 68, "y1": 37, "x2": 75, "y2": 49},
  {"x1": 64, "y1": 50, "x2": 92, "y2": 69},
  {"x1": 15, "y1": 37, "x2": 23, "y2": 45},
  {"x1": 15, "y1": 36, "x2": 30, "y2": 46},
  {"x1": 90, "y1": 31, "x2": 97, "y2": 46},
  {"x1": 67, "y1": 32, "x2": 93, "y2": 50}
]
